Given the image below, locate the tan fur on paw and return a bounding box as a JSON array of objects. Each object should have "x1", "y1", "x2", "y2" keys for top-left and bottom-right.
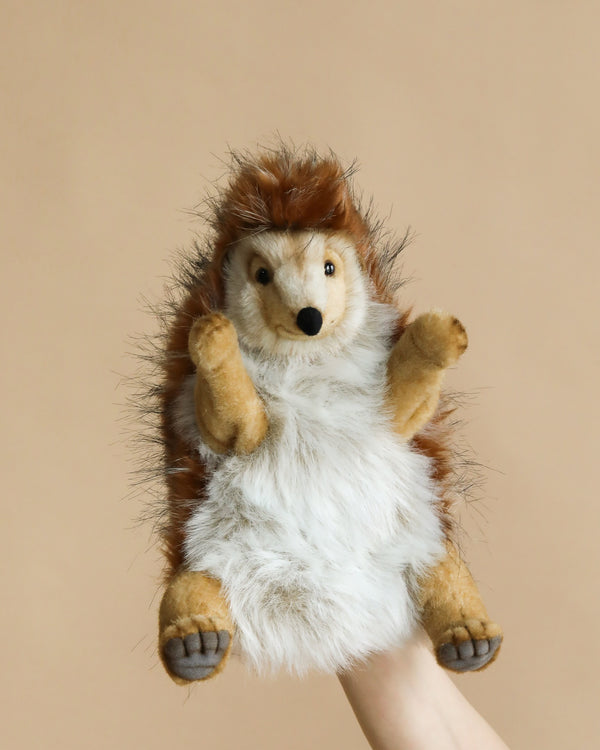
[
  {"x1": 188, "y1": 313, "x2": 239, "y2": 370},
  {"x1": 408, "y1": 311, "x2": 468, "y2": 368},
  {"x1": 435, "y1": 619, "x2": 503, "y2": 673},
  {"x1": 158, "y1": 570, "x2": 235, "y2": 684}
]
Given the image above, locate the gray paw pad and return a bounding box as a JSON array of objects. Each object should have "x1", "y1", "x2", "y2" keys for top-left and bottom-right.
[
  {"x1": 437, "y1": 635, "x2": 502, "y2": 672},
  {"x1": 163, "y1": 629, "x2": 231, "y2": 682}
]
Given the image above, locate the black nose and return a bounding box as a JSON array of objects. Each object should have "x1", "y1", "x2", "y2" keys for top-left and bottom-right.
[{"x1": 296, "y1": 307, "x2": 323, "y2": 336}]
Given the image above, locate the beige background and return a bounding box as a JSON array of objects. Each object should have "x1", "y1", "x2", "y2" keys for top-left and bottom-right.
[{"x1": 2, "y1": 1, "x2": 599, "y2": 748}]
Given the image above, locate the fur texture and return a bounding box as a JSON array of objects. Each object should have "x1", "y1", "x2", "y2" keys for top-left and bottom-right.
[
  {"x1": 157, "y1": 145, "x2": 456, "y2": 577},
  {"x1": 148, "y1": 145, "x2": 503, "y2": 679},
  {"x1": 177, "y1": 293, "x2": 444, "y2": 673}
]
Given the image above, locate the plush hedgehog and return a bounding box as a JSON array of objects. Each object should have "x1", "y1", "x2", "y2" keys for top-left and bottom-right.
[{"x1": 153, "y1": 146, "x2": 503, "y2": 685}]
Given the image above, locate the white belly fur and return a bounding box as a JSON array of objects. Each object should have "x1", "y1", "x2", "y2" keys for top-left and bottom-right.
[{"x1": 179, "y1": 304, "x2": 445, "y2": 674}]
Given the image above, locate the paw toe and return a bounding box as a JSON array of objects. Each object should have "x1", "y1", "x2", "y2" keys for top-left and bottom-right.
[
  {"x1": 437, "y1": 642, "x2": 458, "y2": 663},
  {"x1": 163, "y1": 637, "x2": 185, "y2": 660},
  {"x1": 183, "y1": 632, "x2": 201, "y2": 655},
  {"x1": 202, "y1": 631, "x2": 218, "y2": 654},
  {"x1": 217, "y1": 630, "x2": 231, "y2": 651},
  {"x1": 457, "y1": 639, "x2": 475, "y2": 660},
  {"x1": 451, "y1": 317, "x2": 468, "y2": 351}
]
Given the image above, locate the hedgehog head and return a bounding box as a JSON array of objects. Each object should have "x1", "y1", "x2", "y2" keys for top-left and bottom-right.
[{"x1": 182, "y1": 145, "x2": 410, "y2": 357}]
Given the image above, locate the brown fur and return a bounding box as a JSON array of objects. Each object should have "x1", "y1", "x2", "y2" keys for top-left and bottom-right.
[
  {"x1": 156, "y1": 145, "x2": 501, "y2": 681},
  {"x1": 159, "y1": 146, "x2": 457, "y2": 576}
]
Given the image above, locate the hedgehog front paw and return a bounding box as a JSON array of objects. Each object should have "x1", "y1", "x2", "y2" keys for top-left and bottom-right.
[
  {"x1": 160, "y1": 615, "x2": 232, "y2": 684},
  {"x1": 435, "y1": 619, "x2": 502, "y2": 673},
  {"x1": 188, "y1": 313, "x2": 239, "y2": 370},
  {"x1": 408, "y1": 311, "x2": 468, "y2": 369}
]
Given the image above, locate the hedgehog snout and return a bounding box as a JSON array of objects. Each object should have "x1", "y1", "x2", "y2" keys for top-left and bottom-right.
[{"x1": 296, "y1": 307, "x2": 323, "y2": 336}]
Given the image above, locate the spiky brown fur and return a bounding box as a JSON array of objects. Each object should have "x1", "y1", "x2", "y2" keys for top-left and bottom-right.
[
  {"x1": 159, "y1": 145, "x2": 456, "y2": 574},
  {"x1": 149, "y1": 144, "x2": 501, "y2": 680}
]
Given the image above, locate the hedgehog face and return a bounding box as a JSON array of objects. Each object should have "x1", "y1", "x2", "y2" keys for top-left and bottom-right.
[{"x1": 223, "y1": 230, "x2": 369, "y2": 358}]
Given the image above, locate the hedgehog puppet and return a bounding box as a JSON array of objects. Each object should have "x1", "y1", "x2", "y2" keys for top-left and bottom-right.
[{"x1": 151, "y1": 146, "x2": 503, "y2": 685}]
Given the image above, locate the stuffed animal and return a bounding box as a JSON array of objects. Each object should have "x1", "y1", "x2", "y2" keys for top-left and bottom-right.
[{"x1": 153, "y1": 145, "x2": 503, "y2": 685}]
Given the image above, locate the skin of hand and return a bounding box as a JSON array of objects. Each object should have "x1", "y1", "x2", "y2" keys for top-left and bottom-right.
[{"x1": 338, "y1": 628, "x2": 510, "y2": 750}]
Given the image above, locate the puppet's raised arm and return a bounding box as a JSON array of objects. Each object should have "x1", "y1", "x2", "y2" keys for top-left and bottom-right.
[
  {"x1": 386, "y1": 311, "x2": 468, "y2": 439},
  {"x1": 188, "y1": 312, "x2": 269, "y2": 455}
]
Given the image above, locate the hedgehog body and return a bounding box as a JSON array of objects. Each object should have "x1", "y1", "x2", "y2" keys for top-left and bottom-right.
[
  {"x1": 172, "y1": 292, "x2": 444, "y2": 673},
  {"x1": 153, "y1": 145, "x2": 473, "y2": 679}
]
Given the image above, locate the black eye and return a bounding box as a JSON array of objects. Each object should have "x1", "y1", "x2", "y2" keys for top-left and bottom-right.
[
  {"x1": 324, "y1": 261, "x2": 335, "y2": 276},
  {"x1": 255, "y1": 267, "x2": 271, "y2": 285}
]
